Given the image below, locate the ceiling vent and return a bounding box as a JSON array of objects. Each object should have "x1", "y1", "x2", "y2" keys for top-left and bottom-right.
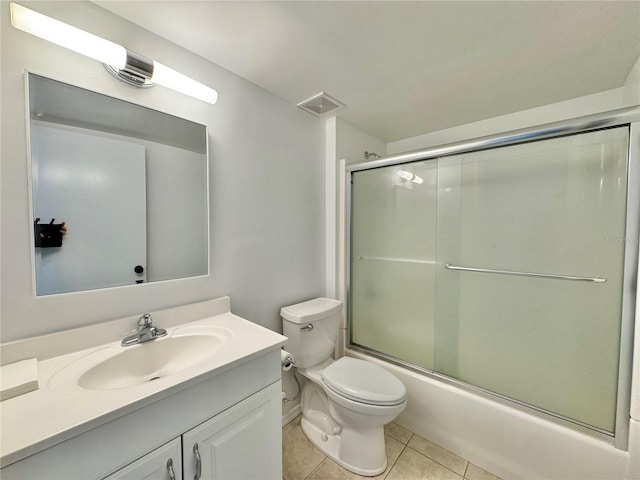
[{"x1": 297, "y1": 92, "x2": 345, "y2": 117}]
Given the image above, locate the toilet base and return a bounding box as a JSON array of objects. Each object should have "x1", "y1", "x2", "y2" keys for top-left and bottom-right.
[{"x1": 300, "y1": 416, "x2": 387, "y2": 477}]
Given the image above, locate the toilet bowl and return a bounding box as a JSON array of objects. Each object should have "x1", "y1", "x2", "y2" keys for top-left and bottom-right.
[
  {"x1": 281, "y1": 298, "x2": 407, "y2": 476},
  {"x1": 299, "y1": 356, "x2": 407, "y2": 475}
]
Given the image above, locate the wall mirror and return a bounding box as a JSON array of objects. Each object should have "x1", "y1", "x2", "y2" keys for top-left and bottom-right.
[{"x1": 27, "y1": 73, "x2": 209, "y2": 296}]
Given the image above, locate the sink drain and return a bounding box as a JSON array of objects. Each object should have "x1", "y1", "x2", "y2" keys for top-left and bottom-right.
[{"x1": 148, "y1": 376, "x2": 161, "y2": 382}]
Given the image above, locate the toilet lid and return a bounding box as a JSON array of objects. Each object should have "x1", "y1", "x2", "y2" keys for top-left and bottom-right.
[{"x1": 321, "y1": 357, "x2": 407, "y2": 406}]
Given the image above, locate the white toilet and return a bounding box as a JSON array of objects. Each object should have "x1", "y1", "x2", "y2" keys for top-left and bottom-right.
[{"x1": 281, "y1": 297, "x2": 407, "y2": 476}]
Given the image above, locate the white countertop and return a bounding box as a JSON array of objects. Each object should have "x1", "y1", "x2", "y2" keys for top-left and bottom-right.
[{"x1": 0, "y1": 308, "x2": 285, "y2": 466}]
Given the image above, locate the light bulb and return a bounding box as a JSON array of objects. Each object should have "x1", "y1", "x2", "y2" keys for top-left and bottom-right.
[
  {"x1": 152, "y1": 62, "x2": 218, "y2": 105},
  {"x1": 10, "y1": 3, "x2": 127, "y2": 69}
]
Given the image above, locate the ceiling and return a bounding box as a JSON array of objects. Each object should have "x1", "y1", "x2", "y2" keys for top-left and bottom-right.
[{"x1": 95, "y1": 1, "x2": 640, "y2": 143}]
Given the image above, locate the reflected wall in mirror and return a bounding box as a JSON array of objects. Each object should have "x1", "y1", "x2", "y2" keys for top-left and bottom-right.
[{"x1": 28, "y1": 73, "x2": 209, "y2": 296}]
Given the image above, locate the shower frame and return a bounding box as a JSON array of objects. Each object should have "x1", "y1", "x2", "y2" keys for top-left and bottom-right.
[{"x1": 345, "y1": 106, "x2": 640, "y2": 450}]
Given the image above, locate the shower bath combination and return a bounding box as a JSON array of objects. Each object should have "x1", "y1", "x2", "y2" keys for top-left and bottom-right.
[{"x1": 346, "y1": 107, "x2": 640, "y2": 452}]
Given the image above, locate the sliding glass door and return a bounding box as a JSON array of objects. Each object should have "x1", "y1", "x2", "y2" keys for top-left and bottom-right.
[
  {"x1": 350, "y1": 126, "x2": 630, "y2": 435},
  {"x1": 351, "y1": 161, "x2": 438, "y2": 369}
]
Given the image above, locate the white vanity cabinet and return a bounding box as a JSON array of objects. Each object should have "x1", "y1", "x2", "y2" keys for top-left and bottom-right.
[
  {"x1": 103, "y1": 438, "x2": 183, "y2": 480},
  {"x1": 182, "y1": 383, "x2": 281, "y2": 480},
  {"x1": 104, "y1": 383, "x2": 281, "y2": 480},
  {"x1": 1, "y1": 349, "x2": 283, "y2": 480}
]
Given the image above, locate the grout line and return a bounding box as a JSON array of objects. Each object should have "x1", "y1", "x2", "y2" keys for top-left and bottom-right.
[
  {"x1": 304, "y1": 457, "x2": 327, "y2": 480},
  {"x1": 382, "y1": 443, "x2": 407, "y2": 479},
  {"x1": 286, "y1": 421, "x2": 487, "y2": 480},
  {"x1": 386, "y1": 430, "x2": 413, "y2": 446},
  {"x1": 391, "y1": 426, "x2": 475, "y2": 479},
  {"x1": 405, "y1": 444, "x2": 467, "y2": 479}
]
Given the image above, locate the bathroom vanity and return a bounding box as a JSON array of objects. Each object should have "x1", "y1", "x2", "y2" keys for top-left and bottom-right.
[{"x1": 0, "y1": 297, "x2": 286, "y2": 479}]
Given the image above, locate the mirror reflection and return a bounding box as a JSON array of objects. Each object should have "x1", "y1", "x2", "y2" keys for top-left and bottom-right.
[{"x1": 28, "y1": 73, "x2": 209, "y2": 296}]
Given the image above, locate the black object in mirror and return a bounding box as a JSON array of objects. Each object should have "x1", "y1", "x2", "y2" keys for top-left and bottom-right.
[{"x1": 34, "y1": 218, "x2": 63, "y2": 248}]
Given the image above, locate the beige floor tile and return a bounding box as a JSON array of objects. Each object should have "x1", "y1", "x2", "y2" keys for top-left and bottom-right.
[
  {"x1": 386, "y1": 447, "x2": 463, "y2": 480},
  {"x1": 380, "y1": 435, "x2": 406, "y2": 478},
  {"x1": 300, "y1": 434, "x2": 405, "y2": 480},
  {"x1": 306, "y1": 458, "x2": 360, "y2": 480},
  {"x1": 384, "y1": 422, "x2": 413, "y2": 445},
  {"x1": 282, "y1": 422, "x2": 326, "y2": 480},
  {"x1": 408, "y1": 434, "x2": 468, "y2": 476},
  {"x1": 283, "y1": 416, "x2": 507, "y2": 480},
  {"x1": 465, "y1": 463, "x2": 503, "y2": 480}
]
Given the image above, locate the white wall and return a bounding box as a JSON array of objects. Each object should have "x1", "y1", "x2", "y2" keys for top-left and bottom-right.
[
  {"x1": 0, "y1": 1, "x2": 325, "y2": 342},
  {"x1": 624, "y1": 55, "x2": 640, "y2": 88},
  {"x1": 142, "y1": 139, "x2": 208, "y2": 283},
  {"x1": 336, "y1": 118, "x2": 387, "y2": 165}
]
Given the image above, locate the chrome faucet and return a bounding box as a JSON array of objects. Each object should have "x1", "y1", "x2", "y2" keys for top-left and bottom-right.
[{"x1": 121, "y1": 313, "x2": 167, "y2": 346}]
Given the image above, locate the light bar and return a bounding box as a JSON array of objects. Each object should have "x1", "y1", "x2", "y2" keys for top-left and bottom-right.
[
  {"x1": 152, "y1": 62, "x2": 218, "y2": 105},
  {"x1": 10, "y1": 3, "x2": 126, "y2": 69},
  {"x1": 10, "y1": 3, "x2": 218, "y2": 105}
]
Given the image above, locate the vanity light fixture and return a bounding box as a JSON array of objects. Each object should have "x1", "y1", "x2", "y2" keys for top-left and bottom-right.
[{"x1": 10, "y1": 3, "x2": 218, "y2": 105}]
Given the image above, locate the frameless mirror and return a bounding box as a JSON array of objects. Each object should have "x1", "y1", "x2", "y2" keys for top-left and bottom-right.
[{"x1": 27, "y1": 73, "x2": 209, "y2": 296}]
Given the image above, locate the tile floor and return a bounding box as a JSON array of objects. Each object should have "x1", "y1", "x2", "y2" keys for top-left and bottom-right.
[{"x1": 283, "y1": 415, "x2": 503, "y2": 480}]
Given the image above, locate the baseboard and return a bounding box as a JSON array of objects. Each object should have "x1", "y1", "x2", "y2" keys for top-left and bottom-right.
[{"x1": 282, "y1": 403, "x2": 301, "y2": 427}]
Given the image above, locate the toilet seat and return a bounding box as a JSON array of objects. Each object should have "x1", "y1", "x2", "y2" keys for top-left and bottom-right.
[{"x1": 321, "y1": 357, "x2": 407, "y2": 406}]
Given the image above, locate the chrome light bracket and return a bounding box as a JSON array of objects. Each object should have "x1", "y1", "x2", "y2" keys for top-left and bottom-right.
[{"x1": 104, "y1": 49, "x2": 155, "y2": 88}]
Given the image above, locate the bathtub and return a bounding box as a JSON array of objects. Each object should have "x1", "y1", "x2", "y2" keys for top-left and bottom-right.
[{"x1": 346, "y1": 349, "x2": 639, "y2": 480}]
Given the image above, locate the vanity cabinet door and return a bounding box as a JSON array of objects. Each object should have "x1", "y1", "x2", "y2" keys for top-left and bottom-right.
[
  {"x1": 103, "y1": 438, "x2": 182, "y2": 480},
  {"x1": 182, "y1": 382, "x2": 281, "y2": 480}
]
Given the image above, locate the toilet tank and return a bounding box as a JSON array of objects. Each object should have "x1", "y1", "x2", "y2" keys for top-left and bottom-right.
[{"x1": 281, "y1": 298, "x2": 343, "y2": 369}]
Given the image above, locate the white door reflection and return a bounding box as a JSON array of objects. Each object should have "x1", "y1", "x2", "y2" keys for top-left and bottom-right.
[{"x1": 32, "y1": 123, "x2": 147, "y2": 295}]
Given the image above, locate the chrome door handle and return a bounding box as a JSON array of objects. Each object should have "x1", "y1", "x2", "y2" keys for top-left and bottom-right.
[
  {"x1": 301, "y1": 323, "x2": 314, "y2": 332},
  {"x1": 167, "y1": 458, "x2": 176, "y2": 480},
  {"x1": 193, "y1": 443, "x2": 202, "y2": 480}
]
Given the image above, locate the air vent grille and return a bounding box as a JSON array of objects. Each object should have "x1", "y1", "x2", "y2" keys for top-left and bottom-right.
[{"x1": 297, "y1": 92, "x2": 345, "y2": 117}]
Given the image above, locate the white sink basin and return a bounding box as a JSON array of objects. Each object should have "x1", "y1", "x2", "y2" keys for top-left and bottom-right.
[{"x1": 49, "y1": 326, "x2": 232, "y2": 391}]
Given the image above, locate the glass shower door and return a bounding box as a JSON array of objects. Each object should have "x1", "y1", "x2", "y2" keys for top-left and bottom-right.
[
  {"x1": 434, "y1": 127, "x2": 630, "y2": 433},
  {"x1": 350, "y1": 161, "x2": 437, "y2": 369}
]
